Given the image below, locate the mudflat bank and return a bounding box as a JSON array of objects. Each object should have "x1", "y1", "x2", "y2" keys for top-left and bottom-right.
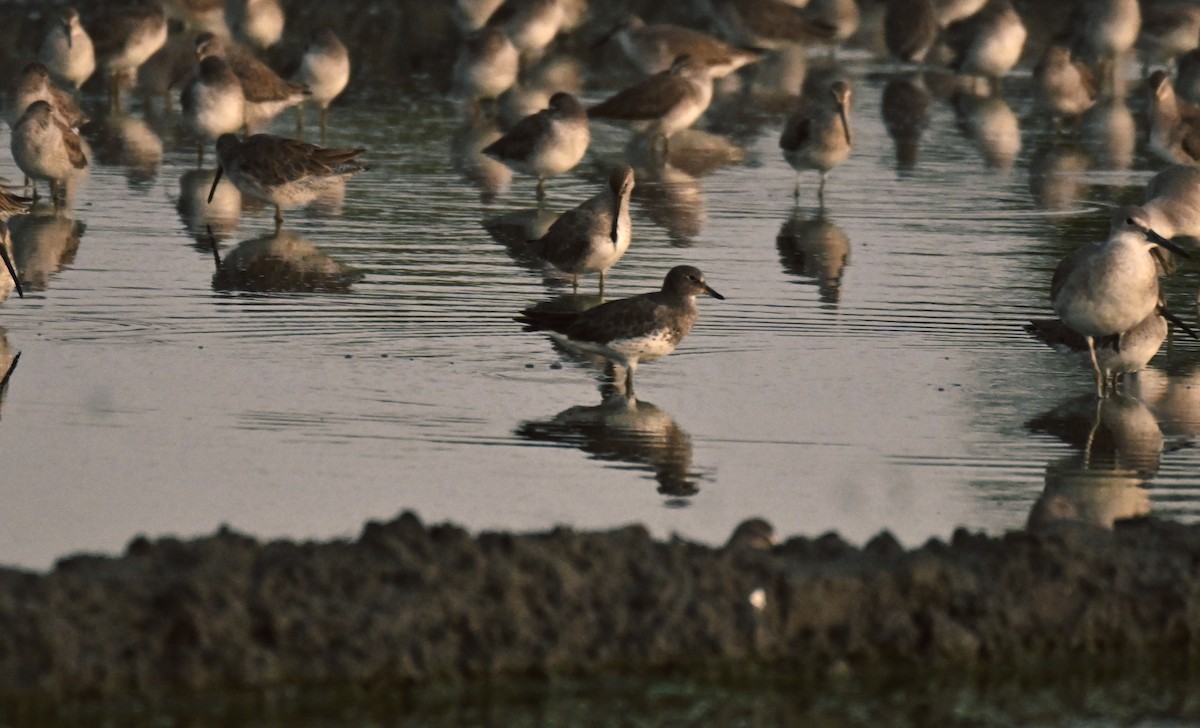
[{"x1": 1, "y1": 513, "x2": 1199, "y2": 705}]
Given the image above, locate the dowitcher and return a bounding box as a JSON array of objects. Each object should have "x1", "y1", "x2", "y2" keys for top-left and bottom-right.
[
  {"x1": 295, "y1": 29, "x2": 351, "y2": 132},
  {"x1": 589, "y1": 54, "x2": 715, "y2": 155},
  {"x1": 1051, "y1": 207, "x2": 1190, "y2": 397},
  {"x1": 38, "y1": 8, "x2": 95, "y2": 90},
  {"x1": 181, "y1": 56, "x2": 245, "y2": 167},
  {"x1": 9, "y1": 63, "x2": 87, "y2": 130},
  {"x1": 943, "y1": 0, "x2": 1026, "y2": 91},
  {"x1": 516, "y1": 265, "x2": 724, "y2": 394},
  {"x1": 602, "y1": 16, "x2": 763, "y2": 77},
  {"x1": 780, "y1": 79, "x2": 853, "y2": 203},
  {"x1": 529, "y1": 165, "x2": 634, "y2": 295},
  {"x1": 10, "y1": 101, "x2": 88, "y2": 209},
  {"x1": 483, "y1": 92, "x2": 590, "y2": 200},
  {"x1": 208, "y1": 133, "x2": 366, "y2": 229},
  {"x1": 0, "y1": 190, "x2": 31, "y2": 299},
  {"x1": 195, "y1": 32, "x2": 309, "y2": 132},
  {"x1": 91, "y1": 0, "x2": 168, "y2": 110},
  {"x1": 1147, "y1": 70, "x2": 1200, "y2": 166}
]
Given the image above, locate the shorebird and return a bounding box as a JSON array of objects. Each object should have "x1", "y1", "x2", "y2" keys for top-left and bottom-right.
[
  {"x1": 226, "y1": 0, "x2": 285, "y2": 50},
  {"x1": 10, "y1": 101, "x2": 88, "y2": 209},
  {"x1": 1147, "y1": 70, "x2": 1200, "y2": 166},
  {"x1": 295, "y1": 29, "x2": 351, "y2": 133},
  {"x1": 529, "y1": 165, "x2": 634, "y2": 295},
  {"x1": 943, "y1": 0, "x2": 1026, "y2": 91},
  {"x1": 164, "y1": 0, "x2": 227, "y2": 32},
  {"x1": 1071, "y1": 0, "x2": 1140, "y2": 85},
  {"x1": 9, "y1": 63, "x2": 87, "y2": 130},
  {"x1": 702, "y1": 0, "x2": 837, "y2": 49},
  {"x1": 38, "y1": 8, "x2": 95, "y2": 90},
  {"x1": 1177, "y1": 46, "x2": 1200, "y2": 103},
  {"x1": 780, "y1": 79, "x2": 853, "y2": 203},
  {"x1": 498, "y1": 0, "x2": 566, "y2": 61},
  {"x1": 181, "y1": 56, "x2": 245, "y2": 167},
  {"x1": 1026, "y1": 312, "x2": 1172, "y2": 396},
  {"x1": 0, "y1": 190, "x2": 31, "y2": 300},
  {"x1": 91, "y1": 0, "x2": 168, "y2": 111},
  {"x1": 600, "y1": 16, "x2": 763, "y2": 78},
  {"x1": 453, "y1": 0, "x2": 506, "y2": 32},
  {"x1": 803, "y1": 0, "x2": 861, "y2": 54},
  {"x1": 1032, "y1": 44, "x2": 1097, "y2": 121},
  {"x1": 1142, "y1": 165, "x2": 1200, "y2": 244},
  {"x1": 1051, "y1": 206, "x2": 1191, "y2": 397},
  {"x1": 1138, "y1": 3, "x2": 1200, "y2": 70},
  {"x1": 482, "y1": 92, "x2": 589, "y2": 200},
  {"x1": 454, "y1": 27, "x2": 519, "y2": 101},
  {"x1": 208, "y1": 133, "x2": 366, "y2": 229},
  {"x1": 516, "y1": 265, "x2": 724, "y2": 394},
  {"x1": 589, "y1": 54, "x2": 715, "y2": 155},
  {"x1": 195, "y1": 32, "x2": 309, "y2": 132},
  {"x1": 885, "y1": 0, "x2": 938, "y2": 63}
]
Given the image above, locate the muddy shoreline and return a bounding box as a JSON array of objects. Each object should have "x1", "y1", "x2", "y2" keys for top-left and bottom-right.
[{"x1": 1, "y1": 512, "x2": 1199, "y2": 706}]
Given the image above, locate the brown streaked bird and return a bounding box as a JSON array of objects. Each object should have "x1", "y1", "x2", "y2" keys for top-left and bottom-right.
[
  {"x1": 10, "y1": 101, "x2": 88, "y2": 210},
  {"x1": 195, "y1": 32, "x2": 309, "y2": 132},
  {"x1": 885, "y1": 0, "x2": 938, "y2": 63},
  {"x1": 1051, "y1": 207, "x2": 1191, "y2": 398},
  {"x1": 483, "y1": 92, "x2": 590, "y2": 200},
  {"x1": 1032, "y1": 44, "x2": 1097, "y2": 121},
  {"x1": 529, "y1": 165, "x2": 635, "y2": 295},
  {"x1": 0, "y1": 190, "x2": 31, "y2": 299},
  {"x1": 38, "y1": 7, "x2": 96, "y2": 90},
  {"x1": 701, "y1": 0, "x2": 837, "y2": 49},
  {"x1": 208, "y1": 133, "x2": 366, "y2": 229},
  {"x1": 943, "y1": 0, "x2": 1026, "y2": 91},
  {"x1": 516, "y1": 265, "x2": 724, "y2": 395},
  {"x1": 8, "y1": 63, "x2": 87, "y2": 130},
  {"x1": 90, "y1": 0, "x2": 168, "y2": 111},
  {"x1": 589, "y1": 54, "x2": 716, "y2": 155},
  {"x1": 602, "y1": 16, "x2": 762, "y2": 77},
  {"x1": 1147, "y1": 70, "x2": 1200, "y2": 166},
  {"x1": 780, "y1": 80, "x2": 853, "y2": 204}
]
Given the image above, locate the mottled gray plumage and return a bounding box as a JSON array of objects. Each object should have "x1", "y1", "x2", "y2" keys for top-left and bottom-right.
[{"x1": 531, "y1": 165, "x2": 634, "y2": 293}]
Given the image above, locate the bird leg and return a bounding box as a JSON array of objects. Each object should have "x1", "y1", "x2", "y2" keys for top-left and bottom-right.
[
  {"x1": 536, "y1": 177, "x2": 546, "y2": 202},
  {"x1": 274, "y1": 205, "x2": 284, "y2": 231},
  {"x1": 598, "y1": 270, "x2": 605, "y2": 299},
  {"x1": 793, "y1": 176, "x2": 801, "y2": 203},
  {"x1": 624, "y1": 366, "x2": 635, "y2": 399},
  {"x1": 196, "y1": 140, "x2": 204, "y2": 168},
  {"x1": 571, "y1": 273, "x2": 578, "y2": 293},
  {"x1": 296, "y1": 106, "x2": 304, "y2": 134},
  {"x1": 818, "y1": 173, "x2": 828, "y2": 207},
  {"x1": 1086, "y1": 336, "x2": 1105, "y2": 399}
]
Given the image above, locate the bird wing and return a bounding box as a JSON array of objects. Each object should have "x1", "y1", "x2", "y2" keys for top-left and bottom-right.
[
  {"x1": 231, "y1": 53, "x2": 306, "y2": 102},
  {"x1": 483, "y1": 110, "x2": 551, "y2": 161},
  {"x1": 734, "y1": 0, "x2": 836, "y2": 42},
  {"x1": 241, "y1": 135, "x2": 358, "y2": 185},
  {"x1": 1050, "y1": 244, "x2": 1092, "y2": 303},
  {"x1": 57, "y1": 119, "x2": 88, "y2": 169},
  {"x1": 565, "y1": 294, "x2": 666, "y2": 344},
  {"x1": 779, "y1": 110, "x2": 811, "y2": 151},
  {"x1": 589, "y1": 74, "x2": 692, "y2": 120},
  {"x1": 535, "y1": 204, "x2": 599, "y2": 267},
  {"x1": 91, "y1": 6, "x2": 162, "y2": 60}
]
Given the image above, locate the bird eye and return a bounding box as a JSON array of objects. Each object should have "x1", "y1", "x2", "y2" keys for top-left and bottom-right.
[{"x1": 1125, "y1": 217, "x2": 1135, "y2": 225}]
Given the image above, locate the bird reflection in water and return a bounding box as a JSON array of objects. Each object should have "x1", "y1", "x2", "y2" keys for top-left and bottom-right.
[
  {"x1": 210, "y1": 230, "x2": 361, "y2": 293},
  {"x1": 953, "y1": 90, "x2": 1020, "y2": 170},
  {"x1": 1080, "y1": 95, "x2": 1136, "y2": 170},
  {"x1": 8, "y1": 208, "x2": 84, "y2": 292},
  {"x1": 1028, "y1": 142, "x2": 1091, "y2": 212},
  {"x1": 451, "y1": 105, "x2": 514, "y2": 202},
  {"x1": 1026, "y1": 394, "x2": 1164, "y2": 531},
  {"x1": 517, "y1": 381, "x2": 700, "y2": 501},
  {"x1": 177, "y1": 168, "x2": 242, "y2": 246},
  {"x1": 84, "y1": 111, "x2": 164, "y2": 188},
  {"x1": 776, "y1": 206, "x2": 849, "y2": 305},
  {"x1": 1130, "y1": 353, "x2": 1200, "y2": 439},
  {"x1": 481, "y1": 206, "x2": 563, "y2": 277},
  {"x1": 881, "y1": 75, "x2": 931, "y2": 172},
  {"x1": 0, "y1": 330, "x2": 19, "y2": 422}
]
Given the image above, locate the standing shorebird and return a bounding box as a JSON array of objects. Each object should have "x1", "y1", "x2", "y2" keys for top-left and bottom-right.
[
  {"x1": 10, "y1": 101, "x2": 88, "y2": 209},
  {"x1": 804, "y1": 0, "x2": 861, "y2": 54},
  {"x1": 1071, "y1": 0, "x2": 1140, "y2": 86},
  {"x1": 0, "y1": 190, "x2": 31, "y2": 300},
  {"x1": 208, "y1": 134, "x2": 366, "y2": 229},
  {"x1": 454, "y1": 27, "x2": 519, "y2": 102},
  {"x1": 1147, "y1": 70, "x2": 1200, "y2": 166},
  {"x1": 943, "y1": 0, "x2": 1026, "y2": 92},
  {"x1": 529, "y1": 165, "x2": 634, "y2": 295},
  {"x1": 516, "y1": 265, "x2": 724, "y2": 395},
  {"x1": 500, "y1": 0, "x2": 566, "y2": 62},
  {"x1": 295, "y1": 29, "x2": 351, "y2": 134},
  {"x1": 226, "y1": 0, "x2": 285, "y2": 50},
  {"x1": 589, "y1": 55, "x2": 716, "y2": 155},
  {"x1": 181, "y1": 56, "x2": 245, "y2": 167},
  {"x1": 38, "y1": 8, "x2": 96, "y2": 90},
  {"x1": 601, "y1": 16, "x2": 763, "y2": 78},
  {"x1": 702, "y1": 0, "x2": 836, "y2": 50},
  {"x1": 1032, "y1": 44, "x2": 1097, "y2": 122},
  {"x1": 885, "y1": 0, "x2": 938, "y2": 63},
  {"x1": 780, "y1": 80, "x2": 853, "y2": 204},
  {"x1": 483, "y1": 92, "x2": 590, "y2": 200},
  {"x1": 195, "y1": 32, "x2": 309, "y2": 132},
  {"x1": 932, "y1": 0, "x2": 986, "y2": 26},
  {"x1": 1138, "y1": 3, "x2": 1200, "y2": 70},
  {"x1": 9, "y1": 63, "x2": 87, "y2": 130},
  {"x1": 91, "y1": 0, "x2": 168, "y2": 111},
  {"x1": 1143, "y1": 165, "x2": 1200, "y2": 245},
  {"x1": 453, "y1": 0, "x2": 507, "y2": 32},
  {"x1": 1177, "y1": 46, "x2": 1200, "y2": 104},
  {"x1": 1051, "y1": 207, "x2": 1191, "y2": 398}
]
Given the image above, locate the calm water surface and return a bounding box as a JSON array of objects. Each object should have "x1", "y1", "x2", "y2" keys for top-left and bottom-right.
[{"x1": 1, "y1": 54, "x2": 1198, "y2": 572}]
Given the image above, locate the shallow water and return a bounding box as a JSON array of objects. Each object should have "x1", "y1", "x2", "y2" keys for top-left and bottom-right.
[{"x1": 1, "y1": 47, "x2": 1199, "y2": 572}]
